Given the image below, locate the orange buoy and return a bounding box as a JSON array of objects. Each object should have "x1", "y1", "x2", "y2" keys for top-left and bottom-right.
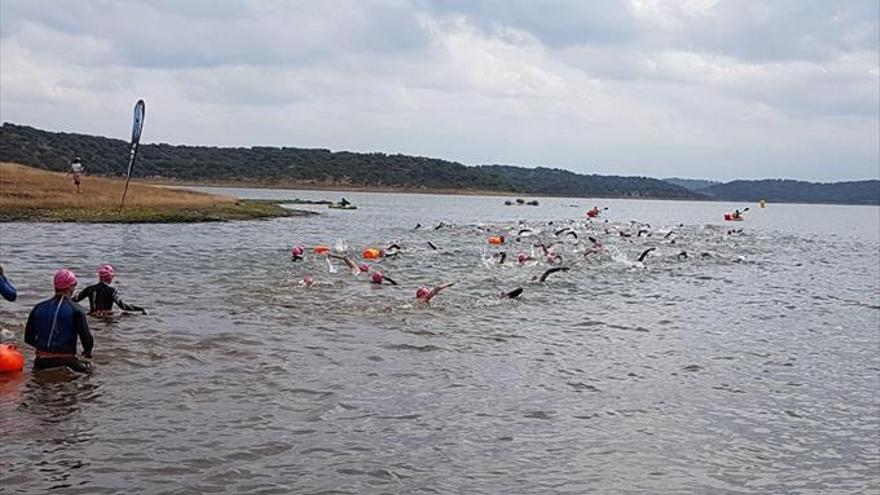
[
  {"x1": 488, "y1": 235, "x2": 505, "y2": 245},
  {"x1": 362, "y1": 247, "x2": 382, "y2": 260},
  {"x1": 314, "y1": 245, "x2": 330, "y2": 255},
  {"x1": 0, "y1": 344, "x2": 24, "y2": 373}
]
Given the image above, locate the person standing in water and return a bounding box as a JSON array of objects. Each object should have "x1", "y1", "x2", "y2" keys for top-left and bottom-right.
[
  {"x1": 74, "y1": 264, "x2": 148, "y2": 316},
  {"x1": 25, "y1": 269, "x2": 93, "y2": 373},
  {"x1": 67, "y1": 157, "x2": 85, "y2": 194},
  {"x1": 0, "y1": 264, "x2": 16, "y2": 302}
]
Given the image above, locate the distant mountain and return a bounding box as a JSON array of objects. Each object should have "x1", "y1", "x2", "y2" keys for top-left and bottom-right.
[
  {"x1": 701, "y1": 179, "x2": 880, "y2": 205},
  {"x1": 663, "y1": 177, "x2": 721, "y2": 192},
  {"x1": 0, "y1": 123, "x2": 700, "y2": 200}
]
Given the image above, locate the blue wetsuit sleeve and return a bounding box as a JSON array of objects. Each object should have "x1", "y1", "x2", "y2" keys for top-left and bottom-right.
[
  {"x1": 25, "y1": 307, "x2": 36, "y2": 346},
  {"x1": 74, "y1": 306, "x2": 93, "y2": 354},
  {"x1": 0, "y1": 275, "x2": 16, "y2": 302}
]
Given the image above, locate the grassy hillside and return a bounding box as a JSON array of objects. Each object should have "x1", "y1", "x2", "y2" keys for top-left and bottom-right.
[{"x1": 0, "y1": 162, "x2": 302, "y2": 222}]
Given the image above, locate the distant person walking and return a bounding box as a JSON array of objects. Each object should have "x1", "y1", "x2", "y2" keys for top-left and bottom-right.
[{"x1": 68, "y1": 156, "x2": 85, "y2": 193}]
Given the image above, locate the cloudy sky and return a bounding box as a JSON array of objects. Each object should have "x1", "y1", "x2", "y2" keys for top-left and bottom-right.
[{"x1": 1, "y1": 0, "x2": 877, "y2": 181}]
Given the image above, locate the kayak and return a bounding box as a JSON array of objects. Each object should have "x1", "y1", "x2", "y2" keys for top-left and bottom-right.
[
  {"x1": 723, "y1": 214, "x2": 744, "y2": 221},
  {"x1": 328, "y1": 203, "x2": 357, "y2": 210}
]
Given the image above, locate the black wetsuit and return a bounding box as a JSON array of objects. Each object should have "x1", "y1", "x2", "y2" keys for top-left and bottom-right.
[
  {"x1": 25, "y1": 296, "x2": 93, "y2": 372},
  {"x1": 74, "y1": 282, "x2": 145, "y2": 315}
]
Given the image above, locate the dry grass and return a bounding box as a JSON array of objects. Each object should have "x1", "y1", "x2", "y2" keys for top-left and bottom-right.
[
  {"x1": 0, "y1": 162, "x2": 237, "y2": 208},
  {"x1": 0, "y1": 162, "x2": 307, "y2": 223}
]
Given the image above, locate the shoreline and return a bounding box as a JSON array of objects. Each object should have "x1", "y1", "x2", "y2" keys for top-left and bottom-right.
[
  {"x1": 0, "y1": 163, "x2": 315, "y2": 223},
  {"x1": 141, "y1": 178, "x2": 879, "y2": 207}
]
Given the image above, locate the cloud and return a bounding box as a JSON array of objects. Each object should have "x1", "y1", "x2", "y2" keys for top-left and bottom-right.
[{"x1": 1, "y1": 0, "x2": 877, "y2": 181}]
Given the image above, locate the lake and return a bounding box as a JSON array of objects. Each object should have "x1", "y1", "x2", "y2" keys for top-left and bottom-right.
[{"x1": 1, "y1": 189, "x2": 878, "y2": 494}]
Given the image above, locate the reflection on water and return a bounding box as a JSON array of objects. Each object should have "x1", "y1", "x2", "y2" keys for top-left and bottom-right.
[{"x1": 0, "y1": 190, "x2": 878, "y2": 493}]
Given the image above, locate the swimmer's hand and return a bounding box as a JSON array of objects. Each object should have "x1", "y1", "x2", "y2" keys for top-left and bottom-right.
[{"x1": 141, "y1": 308, "x2": 149, "y2": 315}]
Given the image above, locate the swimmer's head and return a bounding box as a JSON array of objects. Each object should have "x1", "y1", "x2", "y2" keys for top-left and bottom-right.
[
  {"x1": 302, "y1": 275, "x2": 314, "y2": 287},
  {"x1": 518, "y1": 253, "x2": 529, "y2": 264},
  {"x1": 54, "y1": 269, "x2": 78, "y2": 291},
  {"x1": 98, "y1": 264, "x2": 115, "y2": 283},
  {"x1": 358, "y1": 263, "x2": 370, "y2": 273},
  {"x1": 371, "y1": 271, "x2": 384, "y2": 284},
  {"x1": 291, "y1": 245, "x2": 304, "y2": 257},
  {"x1": 416, "y1": 286, "x2": 430, "y2": 299}
]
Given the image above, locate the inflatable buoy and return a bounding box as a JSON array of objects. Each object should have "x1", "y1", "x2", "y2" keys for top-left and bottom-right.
[
  {"x1": 314, "y1": 245, "x2": 330, "y2": 255},
  {"x1": 760, "y1": 199, "x2": 766, "y2": 208},
  {"x1": 0, "y1": 344, "x2": 24, "y2": 373},
  {"x1": 488, "y1": 235, "x2": 505, "y2": 245},
  {"x1": 362, "y1": 247, "x2": 382, "y2": 260}
]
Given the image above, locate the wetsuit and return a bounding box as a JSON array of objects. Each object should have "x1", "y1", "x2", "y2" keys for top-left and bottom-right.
[
  {"x1": 25, "y1": 296, "x2": 93, "y2": 372},
  {"x1": 74, "y1": 282, "x2": 145, "y2": 315},
  {"x1": 0, "y1": 274, "x2": 16, "y2": 302}
]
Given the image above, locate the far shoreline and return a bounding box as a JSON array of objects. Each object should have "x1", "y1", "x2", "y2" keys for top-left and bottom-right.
[{"x1": 139, "y1": 178, "x2": 878, "y2": 207}]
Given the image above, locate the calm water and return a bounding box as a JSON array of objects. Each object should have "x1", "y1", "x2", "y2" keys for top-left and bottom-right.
[{"x1": 1, "y1": 190, "x2": 878, "y2": 494}]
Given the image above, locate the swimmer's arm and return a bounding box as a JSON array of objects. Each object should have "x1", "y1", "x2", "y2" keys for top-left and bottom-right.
[
  {"x1": 424, "y1": 282, "x2": 455, "y2": 302},
  {"x1": 72, "y1": 285, "x2": 91, "y2": 302},
  {"x1": 112, "y1": 288, "x2": 146, "y2": 314},
  {"x1": 0, "y1": 274, "x2": 16, "y2": 302},
  {"x1": 75, "y1": 307, "x2": 94, "y2": 357}
]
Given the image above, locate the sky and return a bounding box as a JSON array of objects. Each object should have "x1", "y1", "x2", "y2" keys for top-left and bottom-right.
[{"x1": 1, "y1": 0, "x2": 878, "y2": 182}]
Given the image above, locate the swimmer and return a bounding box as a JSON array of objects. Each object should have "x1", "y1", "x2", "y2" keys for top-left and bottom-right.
[
  {"x1": 637, "y1": 229, "x2": 650, "y2": 237},
  {"x1": 677, "y1": 251, "x2": 688, "y2": 260},
  {"x1": 500, "y1": 287, "x2": 523, "y2": 299},
  {"x1": 637, "y1": 248, "x2": 656, "y2": 263},
  {"x1": 663, "y1": 230, "x2": 675, "y2": 239},
  {"x1": 327, "y1": 253, "x2": 360, "y2": 273},
  {"x1": 492, "y1": 252, "x2": 508, "y2": 265},
  {"x1": 415, "y1": 282, "x2": 455, "y2": 303},
  {"x1": 290, "y1": 245, "x2": 305, "y2": 261},
  {"x1": 371, "y1": 271, "x2": 398, "y2": 286},
  {"x1": 535, "y1": 266, "x2": 570, "y2": 282},
  {"x1": 434, "y1": 222, "x2": 450, "y2": 230},
  {"x1": 517, "y1": 253, "x2": 533, "y2": 265},
  {"x1": 74, "y1": 264, "x2": 147, "y2": 316},
  {"x1": 414, "y1": 223, "x2": 423, "y2": 230},
  {"x1": 300, "y1": 274, "x2": 315, "y2": 287},
  {"x1": 25, "y1": 269, "x2": 93, "y2": 373}
]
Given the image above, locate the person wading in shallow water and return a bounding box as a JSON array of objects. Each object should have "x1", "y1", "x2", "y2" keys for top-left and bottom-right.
[
  {"x1": 25, "y1": 269, "x2": 94, "y2": 373},
  {"x1": 74, "y1": 264, "x2": 148, "y2": 316}
]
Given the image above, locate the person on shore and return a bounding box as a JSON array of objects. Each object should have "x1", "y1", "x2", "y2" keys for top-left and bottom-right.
[
  {"x1": 67, "y1": 157, "x2": 85, "y2": 194},
  {"x1": 24, "y1": 269, "x2": 93, "y2": 373},
  {"x1": 74, "y1": 264, "x2": 148, "y2": 316},
  {"x1": 0, "y1": 264, "x2": 16, "y2": 302},
  {"x1": 415, "y1": 282, "x2": 454, "y2": 303}
]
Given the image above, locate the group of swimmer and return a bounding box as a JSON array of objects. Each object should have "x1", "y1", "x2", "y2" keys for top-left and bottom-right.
[{"x1": 0, "y1": 263, "x2": 147, "y2": 373}]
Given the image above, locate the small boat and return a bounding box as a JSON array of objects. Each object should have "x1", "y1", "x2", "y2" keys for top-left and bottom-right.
[{"x1": 328, "y1": 203, "x2": 357, "y2": 210}]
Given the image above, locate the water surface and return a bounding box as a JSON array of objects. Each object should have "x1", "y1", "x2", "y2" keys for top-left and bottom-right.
[{"x1": 1, "y1": 190, "x2": 878, "y2": 494}]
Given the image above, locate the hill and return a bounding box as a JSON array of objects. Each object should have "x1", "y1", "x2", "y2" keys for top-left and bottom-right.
[
  {"x1": 663, "y1": 177, "x2": 721, "y2": 192},
  {"x1": 0, "y1": 123, "x2": 700, "y2": 200},
  {"x1": 701, "y1": 179, "x2": 880, "y2": 205}
]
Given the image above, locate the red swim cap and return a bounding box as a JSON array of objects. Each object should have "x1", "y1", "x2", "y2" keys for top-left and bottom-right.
[
  {"x1": 53, "y1": 269, "x2": 78, "y2": 290},
  {"x1": 98, "y1": 264, "x2": 115, "y2": 283},
  {"x1": 416, "y1": 287, "x2": 430, "y2": 299},
  {"x1": 371, "y1": 272, "x2": 384, "y2": 284}
]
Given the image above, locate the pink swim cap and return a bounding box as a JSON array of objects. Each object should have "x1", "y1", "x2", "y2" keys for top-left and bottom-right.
[
  {"x1": 98, "y1": 264, "x2": 115, "y2": 283},
  {"x1": 517, "y1": 253, "x2": 529, "y2": 264},
  {"x1": 291, "y1": 245, "x2": 304, "y2": 256},
  {"x1": 358, "y1": 263, "x2": 370, "y2": 272},
  {"x1": 54, "y1": 269, "x2": 78, "y2": 290},
  {"x1": 302, "y1": 275, "x2": 314, "y2": 287},
  {"x1": 371, "y1": 272, "x2": 384, "y2": 284},
  {"x1": 416, "y1": 286, "x2": 430, "y2": 299}
]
